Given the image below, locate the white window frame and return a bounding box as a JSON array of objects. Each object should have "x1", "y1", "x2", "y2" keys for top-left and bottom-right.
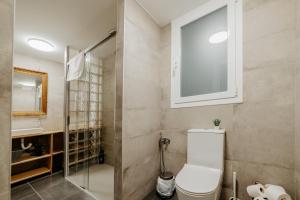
[{"x1": 171, "y1": 0, "x2": 243, "y2": 108}]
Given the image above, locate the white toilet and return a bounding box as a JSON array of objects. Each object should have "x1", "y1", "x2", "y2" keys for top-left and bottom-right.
[{"x1": 175, "y1": 129, "x2": 225, "y2": 200}]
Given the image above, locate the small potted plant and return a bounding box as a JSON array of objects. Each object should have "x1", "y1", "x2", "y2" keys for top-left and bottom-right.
[{"x1": 213, "y1": 119, "x2": 221, "y2": 129}]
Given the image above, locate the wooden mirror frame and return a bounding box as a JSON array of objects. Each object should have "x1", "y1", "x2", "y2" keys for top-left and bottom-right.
[{"x1": 12, "y1": 67, "x2": 48, "y2": 117}]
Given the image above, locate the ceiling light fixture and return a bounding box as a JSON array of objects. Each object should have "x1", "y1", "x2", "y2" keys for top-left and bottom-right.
[
  {"x1": 27, "y1": 38, "x2": 55, "y2": 52},
  {"x1": 209, "y1": 31, "x2": 228, "y2": 44}
]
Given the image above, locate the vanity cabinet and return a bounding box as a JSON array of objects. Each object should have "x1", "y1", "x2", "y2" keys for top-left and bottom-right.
[{"x1": 11, "y1": 130, "x2": 64, "y2": 184}]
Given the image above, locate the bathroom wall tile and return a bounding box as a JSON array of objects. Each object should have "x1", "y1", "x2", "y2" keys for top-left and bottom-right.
[
  {"x1": 220, "y1": 187, "x2": 233, "y2": 200},
  {"x1": 244, "y1": 0, "x2": 296, "y2": 42},
  {"x1": 160, "y1": 25, "x2": 171, "y2": 48},
  {"x1": 125, "y1": 0, "x2": 160, "y2": 45},
  {"x1": 232, "y1": 104, "x2": 294, "y2": 168},
  {"x1": 123, "y1": 109, "x2": 161, "y2": 138},
  {"x1": 295, "y1": 6, "x2": 300, "y2": 198},
  {"x1": 161, "y1": 130, "x2": 187, "y2": 155},
  {"x1": 115, "y1": 0, "x2": 125, "y2": 198},
  {"x1": 243, "y1": 62, "x2": 295, "y2": 105},
  {"x1": 295, "y1": 171, "x2": 300, "y2": 199},
  {"x1": 123, "y1": 132, "x2": 160, "y2": 168},
  {"x1": 229, "y1": 127, "x2": 294, "y2": 168},
  {"x1": 161, "y1": 105, "x2": 234, "y2": 132},
  {"x1": 233, "y1": 101, "x2": 294, "y2": 137},
  {"x1": 164, "y1": 152, "x2": 186, "y2": 175},
  {"x1": 244, "y1": 30, "x2": 296, "y2": 69},
  {"x1": 123, "y1": 153, "x2": 160, "y2": 200},
  {"x1": 123, "y1": 22, "x2": 160, "y2": 84},
  {"x1": 0, "y1": 0, "x2": 13, "y2": 199},
  {"x1": 102, "y1": 54, "x2": 116, "y2": 166},
  {"x1": 103, "y1": 127, "x2": 115, "y2": 142},
  {"x1": 123, "y1": 77, "x2": 161, "y2": 109}
]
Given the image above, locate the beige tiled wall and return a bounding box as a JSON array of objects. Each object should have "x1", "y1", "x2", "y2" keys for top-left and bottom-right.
[
  {"x1": 295, "y1": 0, "x2": 300, "y2": 199},
  {"x1": 0, "y1": 0, "x2": 13, "y2": 199},
  {"x1": 102, "y1": 53, "x2": 116, "y2": 166},
  {"x1": 121, "y1": 0, "x2": 161, "y2": 199},
  {"x1": 160, "y1": 0, "x2": 297, "y2": 199}
]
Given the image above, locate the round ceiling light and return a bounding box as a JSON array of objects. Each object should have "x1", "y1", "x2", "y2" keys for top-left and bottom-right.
[
  {"x1": 209, "y1": 31, "x2": 228, "y2": 44},
  {"x1": 27, "y1": 38, "x2": 55, "y2": 52}
]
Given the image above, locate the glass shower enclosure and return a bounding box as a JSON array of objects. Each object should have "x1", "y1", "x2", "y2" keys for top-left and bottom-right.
[{"x1": 64, "y1": 31, "x2": 116, "y2": 196}]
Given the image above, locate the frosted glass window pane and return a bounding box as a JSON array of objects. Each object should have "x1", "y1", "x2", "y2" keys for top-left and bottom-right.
[{"x1": 181, "y1": 6, "x2": 227, "y2": 97}]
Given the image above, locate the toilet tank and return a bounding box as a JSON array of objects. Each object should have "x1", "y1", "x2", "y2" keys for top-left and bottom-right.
[{"x1": 187, "y1": 129, "x2": 225, "y2": 170}]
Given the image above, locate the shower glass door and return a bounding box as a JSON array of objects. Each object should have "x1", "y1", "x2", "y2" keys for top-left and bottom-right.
[{"x1": 66, "y1": 50, "x2": 102, "y2": 191}]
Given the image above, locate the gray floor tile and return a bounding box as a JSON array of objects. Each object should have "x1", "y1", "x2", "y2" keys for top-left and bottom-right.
[
  {"x1": 11, "y1": 172, "x2": 102, "y2": 200},
  {"x1": 63, "y1": 191, "x2": 96, "y2": 200},
  {"x1": 33, "y1": 180, "x2": 83, "y2": 200},
  {"x1": 144, "y1": 190, "x2": 178, "y2": 200},
  {"x1": 20, "y1": 193, "x2": 42, "y2": 200},
  {"x1": 30, "y1": 173, "x2": 65, "y2": 189},
  {"x1": 11, "y1": 183, "x2": 38, "y2": 200}
]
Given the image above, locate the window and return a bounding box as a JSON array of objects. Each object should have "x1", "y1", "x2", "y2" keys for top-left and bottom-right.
[{"x1": 171, "y1": 0, "x2": 243, "y2": 108}]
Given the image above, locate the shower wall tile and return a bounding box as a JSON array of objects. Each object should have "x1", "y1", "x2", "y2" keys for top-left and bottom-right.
[
  {"x1": 115, "y1": 0, "x2": 125, "y2": 199},
  {"x1": 103, "y1": 54, "x2": 116, "y2": 166},
  {"x1": 122, "y1": 0, "x2": 161, "y2": 199},
  {"x1": 295, "y1": 2, "x2": 300, "y2": 199},
  {"x1": 0, "y1": 0, "x2": 13, "y2": 199},
  {"x1": 159, "y1": 0, "x2": 297, "y2": 199},
  {"x1": 123, "y1": 109, "x2": 161, "y2": 138}
]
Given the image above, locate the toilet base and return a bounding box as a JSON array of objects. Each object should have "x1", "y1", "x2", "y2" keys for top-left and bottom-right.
[{"x1": 176, "y1": 182, "x2": 221, "y2": 200}]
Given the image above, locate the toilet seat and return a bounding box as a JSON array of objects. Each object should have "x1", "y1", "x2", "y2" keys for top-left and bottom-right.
[{"x1": 175, "y1": 164, "x2": 222, "y2": 195}]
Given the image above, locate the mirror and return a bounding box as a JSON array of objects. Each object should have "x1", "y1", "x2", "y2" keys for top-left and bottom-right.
[{"x1": 12, "y1": 67, "x2": 48, "y2": 116}]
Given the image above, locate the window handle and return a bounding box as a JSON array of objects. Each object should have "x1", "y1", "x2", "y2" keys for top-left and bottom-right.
[{"x1": 172, "y1": 62, "x2": 178, "y2": 77}]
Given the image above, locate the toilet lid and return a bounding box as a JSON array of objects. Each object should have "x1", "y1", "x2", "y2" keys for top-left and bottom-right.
[{"x1": 175, "y1": 164, "x2": 222, "y2": 194}]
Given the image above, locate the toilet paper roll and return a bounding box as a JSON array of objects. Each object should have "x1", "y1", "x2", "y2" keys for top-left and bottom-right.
[
  {"x1": 264, "y1": 185, "x2": 291, "y2": 200},
  {"x1": 247, "y1": 184, "x2": 265, "y2": 198}
]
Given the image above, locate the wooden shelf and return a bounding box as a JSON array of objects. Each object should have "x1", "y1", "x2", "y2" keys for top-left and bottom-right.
[
  {"x1": 11, "y1": 167, "x2": 50, "y2": 184},
  {"x1": 52, "y1": 150, "x2": 64, "y2": 155},
  {"x1": 11, "y1": 154, "x2": 51, "y2": 166},
  {"x1": 12, "y1": 130, "x2": 63, "y2": 139}
]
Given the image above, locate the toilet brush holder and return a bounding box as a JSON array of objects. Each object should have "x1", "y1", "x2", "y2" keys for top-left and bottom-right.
[{"x1": 229, "y1": 172, "x2": 240, "y2": 200}]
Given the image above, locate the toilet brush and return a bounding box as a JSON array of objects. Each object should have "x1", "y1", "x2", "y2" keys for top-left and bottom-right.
[{"x1": 229, "y1": 172, "x2": 240, "y2": 200}]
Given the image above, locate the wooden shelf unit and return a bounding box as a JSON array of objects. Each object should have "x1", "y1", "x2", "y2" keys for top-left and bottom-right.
[{"x1": 11, "y1": 130, "x2": 64, "y2": 184}]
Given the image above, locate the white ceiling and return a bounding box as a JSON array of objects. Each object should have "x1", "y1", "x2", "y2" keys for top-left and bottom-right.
[
  {"x1": 14, "y1": 0, "x2": 116, "y2": 63},
  {"x1": 136, "y1": 0, "x2": 209, "y2": 27}
]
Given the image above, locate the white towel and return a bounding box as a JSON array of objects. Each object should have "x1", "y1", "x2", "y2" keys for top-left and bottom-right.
[{"x1": 67, "y1": 52, "x2": 85, "y2": 81}]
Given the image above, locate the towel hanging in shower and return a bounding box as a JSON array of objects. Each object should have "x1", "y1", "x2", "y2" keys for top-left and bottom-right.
[{"x1": 66, "y1": 51, "x2": 85, "y2": 81}]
